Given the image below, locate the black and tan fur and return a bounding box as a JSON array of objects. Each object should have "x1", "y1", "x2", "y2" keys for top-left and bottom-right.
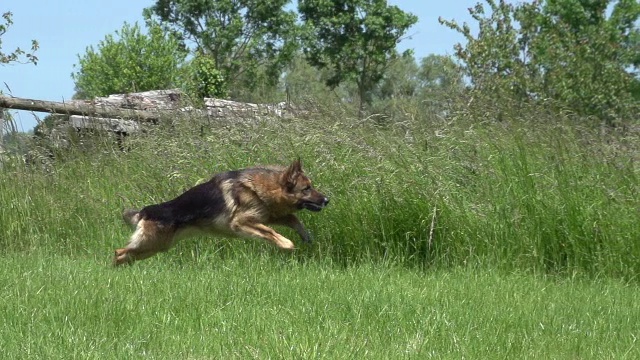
[{"x1": 113, "y1": 159, "x2": 329, "y2": 266}]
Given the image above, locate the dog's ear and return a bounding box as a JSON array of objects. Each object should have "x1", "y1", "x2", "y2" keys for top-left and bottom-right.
[
  {"x1": 282, "y1": 158, "x2": 303, "y2": 189},
  {"x1": 291, "y1": 157, "x2": 303, "y2": 172}
]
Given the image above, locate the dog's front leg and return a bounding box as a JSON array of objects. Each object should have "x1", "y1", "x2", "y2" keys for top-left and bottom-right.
[
  {"x1": 231, "y1": 220, "x2": 296, "y2": 250},
  {"x1": 269, "y1": 214, "x2": 313, "y2": 244}
]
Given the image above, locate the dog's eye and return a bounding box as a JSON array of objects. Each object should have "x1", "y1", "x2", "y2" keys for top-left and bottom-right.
[{"x1": 302, "y1": 185, "x2": 312, "y2": 192}]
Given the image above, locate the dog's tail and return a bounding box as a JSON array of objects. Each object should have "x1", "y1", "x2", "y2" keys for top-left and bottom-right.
[{"x1": 122, "y1": 209, "x2": 141, "y2": 227}]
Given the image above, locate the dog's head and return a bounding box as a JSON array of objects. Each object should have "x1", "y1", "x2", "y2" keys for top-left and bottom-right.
[{"x1": 281, "y1": 158, "x2": 329, "y2": 212}]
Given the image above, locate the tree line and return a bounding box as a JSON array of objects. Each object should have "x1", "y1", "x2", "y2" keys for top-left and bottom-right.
[{"x1": 3, "y1": 0, "x2": 640, "y2": 128}]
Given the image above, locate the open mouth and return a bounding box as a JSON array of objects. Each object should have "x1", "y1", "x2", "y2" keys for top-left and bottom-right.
[{"x1": 301, "y1": 201, "x2": 325, "y2": 212}]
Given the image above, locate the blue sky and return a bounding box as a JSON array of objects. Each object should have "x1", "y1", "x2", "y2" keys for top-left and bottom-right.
[{"x1": 1, "y1": 1, "x2": 489, "y2": 131}]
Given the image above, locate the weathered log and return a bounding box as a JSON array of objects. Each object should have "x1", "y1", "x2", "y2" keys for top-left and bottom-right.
[
  {"x1": 0, "y1": 95, "x2": 161, "y2": 123},
  {"x1": 91, "y1": 89, "x2": 182, "y2": 110},
  {"x1": 69, "y1": 115, "x2": 140, "y2": 133}
]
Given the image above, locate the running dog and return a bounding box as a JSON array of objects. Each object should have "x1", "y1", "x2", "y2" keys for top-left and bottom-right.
[{"x1": 113, "y1": 159, "x2": 329, "y2": 265}]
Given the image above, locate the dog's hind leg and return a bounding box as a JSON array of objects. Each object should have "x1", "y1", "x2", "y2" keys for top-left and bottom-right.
[
  {"x1": 113, "y1": 220, "x2": 176, "y2": 266},
  {"x1": 113, "y1": 247, "x2": 163, "y2": 266}
]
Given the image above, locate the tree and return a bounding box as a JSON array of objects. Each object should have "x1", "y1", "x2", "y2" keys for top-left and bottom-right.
[
  {"x1": 72, "y1": 21, "x2": 187, "y2": 99},
  {"x1": 0, "y1": 12, "x2": 38, "y2": 65},
  {"x1": 417, "y1": 54, "x2": 464, "y2": 94},
  {"x1": 373, "y1": 53, "x2": 465, "y2": 101},
  {"x1": 281, "y1": 52, "x2": 347, "y2": 104},
  {"x1": 374, "y1": 52, "x2": 420, "y2": 100},
  {"x1": 298, "y1": 0, "x2": 418, "y2": 115},
  {"x1": 182, "y1": 52, "x2": 227, "y2": 104},
  {"x1": 144, "y1": 0, "x2": 299, "y2": 96},
  {"x1": 440, "y1": 0, "x2": 640, "y2": 125},
  {"x1": 1, "y1": 11, "x2": 38, "y2": 152}
]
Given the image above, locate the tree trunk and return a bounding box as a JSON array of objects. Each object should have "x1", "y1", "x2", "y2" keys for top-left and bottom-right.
[
  {"x1": 0, "y1": 95, "x2": 161, "y2": 123},
  {"x1": 357, "y1": 81, "x2": 373, "y2": 119}
]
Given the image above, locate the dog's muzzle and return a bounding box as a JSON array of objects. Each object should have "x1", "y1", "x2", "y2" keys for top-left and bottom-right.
[{"x1": 301, "y1": 197, "x2": 330, "y2": 212}]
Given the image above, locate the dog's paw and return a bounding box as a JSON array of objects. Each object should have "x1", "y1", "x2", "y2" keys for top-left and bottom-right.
[
  {"x1": 299, "y1": 229, "x2": 314, "y2": 244},
  {"x1": 277, "y1": 238, "x2": 295, "y2": 250},
  {"x1": 113, "y1": 248, "x2": 132, "y2": 266}
]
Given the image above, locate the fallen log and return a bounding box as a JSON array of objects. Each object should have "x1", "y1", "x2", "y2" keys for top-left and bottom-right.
[
  {"x1": 69, "y1": 115, "x2": 140, "y2": 133},
  {"x1": 0, "y1": 95, "x2": 161, "y2": 123}
]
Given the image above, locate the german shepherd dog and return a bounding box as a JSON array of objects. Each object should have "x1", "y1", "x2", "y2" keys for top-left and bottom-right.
[{"x1": 113, "y1": 159, "x2": 329, "y2": 266}]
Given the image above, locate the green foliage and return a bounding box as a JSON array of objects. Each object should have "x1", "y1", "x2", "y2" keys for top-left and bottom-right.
[
  {"x1": 364, "y1": 53, "x2": 466, "y2": 123},
  {"x1": 0, "y1": 11, "x2": 38, "y2": 147},
  {"x1": 366, "y1": 52, "x2": 422, "y2": 123},
  {"x1": 440, "y1": 0, "x2": 640, "y2": 126},
  {"x1": 417, "y1": 54, "x2": 465, "y2": 94},
  {"x1": 281, "y1": 52, "x2": 349, "y2": 105},
  {"x1": 373, "y1": 53, "x2": 464, "y2": 101},
  {"x1": 0, "y1": 130, "x2": 30, "y2": 155},
  {"x1": 72, "y1": 22, "x2": 187, "y2": 99},
  {"x1": 298, "y1": 0, "x2": 418, "y2": 114},
  {"x1": 182, "y1": 54, "x2": 227, "y2": 103},
  {"x1": 373, "y1": 52, "x2": 421, "y2": 100},
  {"x1": 144, "y1": 0, "x2": 299, "y2": 95},
  {"x1": 0, "y1": 12, "x2": 38, "y2": 65}
]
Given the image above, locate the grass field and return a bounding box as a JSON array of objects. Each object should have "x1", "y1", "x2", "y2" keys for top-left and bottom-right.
[
  {"x1": 2, "y1": 253, "x2": 639, "y2": 359},
  {"x1": 1, "y1": 103, "x2": 639, "y2": 358}
]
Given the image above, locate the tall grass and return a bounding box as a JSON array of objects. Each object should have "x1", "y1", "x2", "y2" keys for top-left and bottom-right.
[{"x1": 0, "y1": 101, "x2": 638, "y2": 279}]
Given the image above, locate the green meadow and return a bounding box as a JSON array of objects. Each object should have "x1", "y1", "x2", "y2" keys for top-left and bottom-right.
[{"x1": 1, "y1": 106, "x2": 638, "y2": 358}]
